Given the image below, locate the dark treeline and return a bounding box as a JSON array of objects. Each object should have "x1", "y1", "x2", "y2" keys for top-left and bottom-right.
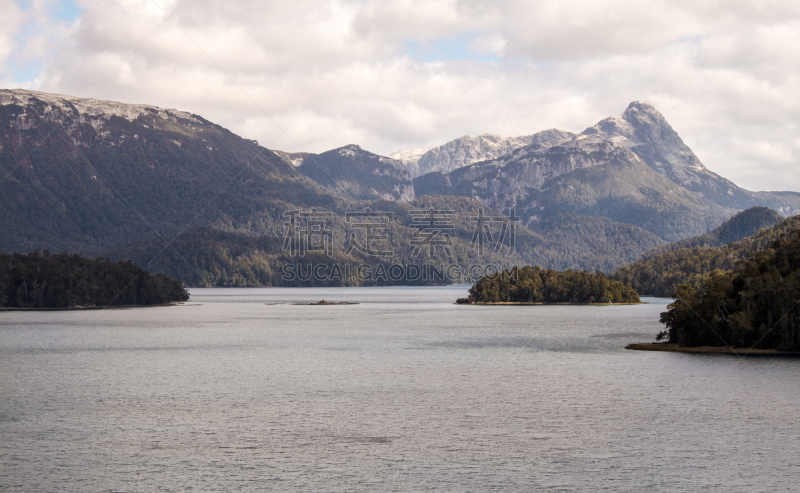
[
  {"x1": 659, "y1": 231, "x2": 800, "y2": 350},
  {"x1": 458, "y1": 265, "x2": 640, "y2": 304},
  {"x1": 612, "y1": 214, "x2": 800, "y2": 297},
  {"x1": 0, "y1": 251, "x2": 188, "y2": 309}
]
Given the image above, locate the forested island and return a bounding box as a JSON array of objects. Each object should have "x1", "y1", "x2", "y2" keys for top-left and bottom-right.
[
  {"x1": 655, "y1": 230, "x2": 800, "y2": 351},
  {"x1": 457, "y1": 266, "x2": 640, "y2": 304},
  {"x1": 0, "y1": 251, "x2": 189, "y2": 309}
]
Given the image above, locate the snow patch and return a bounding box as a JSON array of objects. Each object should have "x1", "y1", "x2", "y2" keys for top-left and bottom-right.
[{"x1": 0, "y1": 89, "x2": 201, "y2": 124}]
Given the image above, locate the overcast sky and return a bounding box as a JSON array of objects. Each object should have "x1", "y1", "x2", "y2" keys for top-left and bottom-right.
[{"x1": 1, "y1": 0, "x2": 799, "y2": 191}]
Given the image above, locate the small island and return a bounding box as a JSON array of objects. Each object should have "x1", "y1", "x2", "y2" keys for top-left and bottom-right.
[
  {"x1": 457, "y1": 266, "x2": 641, "y2": 305},
  {"x1": 0, "y1": 251, "x2": 189, "y2": 309},
  {"x1": 632, "y1": 229, "x2": 800, "y2": 353},
  {"x1": 300, "y1": 300, "x2": 359, "y2": 305}
]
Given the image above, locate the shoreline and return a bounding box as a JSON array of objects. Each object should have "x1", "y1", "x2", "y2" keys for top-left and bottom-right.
[
  {"x1": 1, "y1": 302, "x2": 184, "y2": 312},
  {"x1": 626, "y1": 342, "x2": 800, "y2": 355}
]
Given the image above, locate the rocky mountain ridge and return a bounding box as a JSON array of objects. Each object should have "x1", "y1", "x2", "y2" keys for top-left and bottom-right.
[
  {"x1": 394, "y1": 130, "x2": 576, "y2": 178},
  {"x1": 278, "y1": 144, "x2": 414, "y2": 202},
  {"x1": 413, "y1": 133, "x2": 733, "y2": 241},
  {"x1": 394, "y1": 101, "x2": 800, "y2": 216}
]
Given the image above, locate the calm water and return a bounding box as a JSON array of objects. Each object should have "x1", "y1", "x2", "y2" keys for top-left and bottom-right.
[{"x1": 1, "y1": 286, "x2": 799, "y2": 491}]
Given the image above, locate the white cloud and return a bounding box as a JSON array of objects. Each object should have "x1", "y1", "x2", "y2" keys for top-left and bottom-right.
[
  {"x1": 0, "y1": 1, "x2": 25, "y2": 69},
  {"x1": 4, "y1": 0, "x2": 800, "y2": 191}
]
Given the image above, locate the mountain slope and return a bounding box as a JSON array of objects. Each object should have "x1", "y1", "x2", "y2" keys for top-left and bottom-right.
[
  {"x1": 291, "y1": 144, "x2": 414, "y2": 202},
  {"x1": 612, "y1": 212, "x2": 800, "y2": 296},
  {"x1": 108, "y1": 199, "x2": 667, "y2": 286},
  {"x1": 0, "y1": 89, "x2": 340, "y2": 254},
  {"x1": 642, "y1": 206, "x2": 782, "y2": 257}
]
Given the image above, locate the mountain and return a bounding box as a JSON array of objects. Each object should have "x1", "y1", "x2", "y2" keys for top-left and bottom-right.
[
  {"x1": 3, "y1": 89, "x2": 798, "y2": 287},
  {"x1": 404, "y1": 101, "x2": 800, "y2": 217},
  {"x1": 389, "y1": 148, "x2": 429, "y2": 169},
  {"x1": 279, "y1": 144, "x2": 414, "y2": 202},
  {"x1": 612, "y1": 210, "x2": 800, "y2": 296},
  {"x1": 414, "y1": 134, "x2": 732, "y2": 241},
  {"x1": 583, "y1": 101, "x2": 800, "y2": 214},
  {"x1": 0, "y1": 89, "x2": 341, "y2": 254},
  {"x1": 398, "y1": 130, "x2": 576, "y2": 178},
  {"x1": 411, "y1": 101, "x2": 800, "y2": 242}
]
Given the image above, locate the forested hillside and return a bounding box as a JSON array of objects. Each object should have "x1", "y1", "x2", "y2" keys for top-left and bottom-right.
[
  {"x1": 612, "y1": 212, "x2": 800, "y2": 296},
  {"x1": 107, "y1": 197, "x2": 674, "y2": 287},
  {"x1": 0, "y1": 251, "x2": 188, "y2": 308},
  {"x1": 659, "y1": 230, "x2": 800, "y2": 350},
  {"x1": 0, "y1": 89, "x2": 341, "y2": 254},
  {"x1": 641, "y1": 206, "x2": 782, "y2": 257}
]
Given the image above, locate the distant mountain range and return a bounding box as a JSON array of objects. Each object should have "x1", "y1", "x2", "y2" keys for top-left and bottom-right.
[{"x1": 2, "y1": 88, "x2": 799, "y2": 286}]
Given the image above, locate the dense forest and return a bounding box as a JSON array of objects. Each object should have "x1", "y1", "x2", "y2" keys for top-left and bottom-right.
[
  {"x1": 0, "y1": 251, "x2": 188, "y2": 309},
  {"x1": 458, "y1": 265, "x2": 640, "y2": 304},
  {"x1": 640, "y1": 206, "x2": 782, "y2": 257},
  {"x1": 107, "y1": 198, "x2": 672, "y2": 287},
  {"x1": 659, "y1": 230, "x2": 800, "y2": 350},
  {"x1": 612, "y1": 212, "x2": 800, "y2": 297}
]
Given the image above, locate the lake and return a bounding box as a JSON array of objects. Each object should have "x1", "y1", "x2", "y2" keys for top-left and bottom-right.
[{"x1": 2, "y1": 286, "x2": 799, "y2": 491}]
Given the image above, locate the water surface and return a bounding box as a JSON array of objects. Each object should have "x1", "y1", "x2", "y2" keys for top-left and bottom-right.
[{"x1": 2, "y1": 286, "x2": 799, "y2": 491}]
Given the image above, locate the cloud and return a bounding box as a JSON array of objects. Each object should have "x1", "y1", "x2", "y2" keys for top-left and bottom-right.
[
  {"x1": 0, "y1": 1, "x2": 27, "y2": 73},
  {"x1": 3, "y1": 0, "x2": 800, "y2": 191}
]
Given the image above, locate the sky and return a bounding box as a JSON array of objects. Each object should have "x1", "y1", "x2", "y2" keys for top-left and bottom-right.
[{"x1": 1, "y1": 0, "x2": 799, "y2": 191}]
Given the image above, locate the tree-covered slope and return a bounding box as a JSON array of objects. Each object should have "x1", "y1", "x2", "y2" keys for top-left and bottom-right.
[
  {"x1": 642, "y1": 206, "x2": 782, "y2": 257},
  {"x1": 612, "y1": 213, "x2": 800, "y2": 296},
  {"x1": 0, "y1": 89, "x2": 339, "y2": 254},
  {"x1": 0, "y1": 251, "x2": 188, "y2": 308},
  {"x1": 659, "y1": 230, "x2": 800, "y2": 350},
  {"x1": 527, "y1": 213, "x2": 665, "y2": 272},
  {"x1": 106, "y1": 194, "x2": 676, "y2": 287}
]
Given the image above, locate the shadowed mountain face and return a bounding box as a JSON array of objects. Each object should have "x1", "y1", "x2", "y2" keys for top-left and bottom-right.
[
  {"x1": 0, "y1": 89, "x2": 340, "y2": 254},
  {"x1": 277, "y1": 144, "x2": 414, "y2": 202}
]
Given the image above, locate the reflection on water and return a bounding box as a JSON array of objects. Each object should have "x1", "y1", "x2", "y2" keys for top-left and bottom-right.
[{"x1": 1, "y1": 287, "x2": 798, "y2": 491}]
